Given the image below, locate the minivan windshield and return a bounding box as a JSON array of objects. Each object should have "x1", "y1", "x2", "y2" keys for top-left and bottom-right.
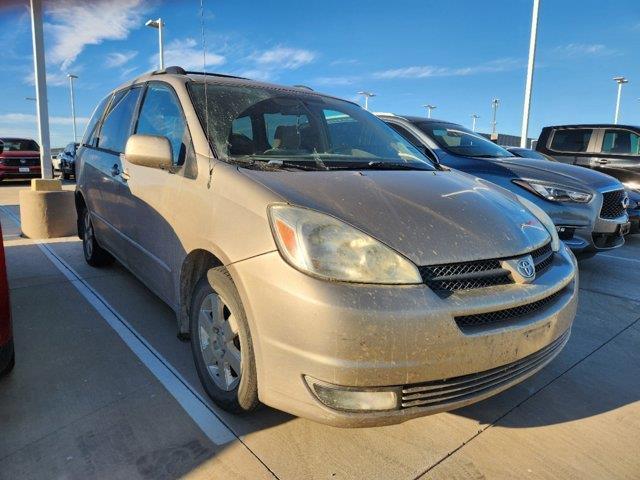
[
  {"x1": 188, "y1": 82, "x2": 435, "y2": 170},
  {"x1": 414, "y1": 122, "x2": 514, "y2": 159},
  {"x1": 0, "y1": 138, "x2": 39, "y2": 152}
]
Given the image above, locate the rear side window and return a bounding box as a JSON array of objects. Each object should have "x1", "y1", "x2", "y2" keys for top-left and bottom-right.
[
  {"x1": 82, "y1": 95, "x2": 111, "y2": 147},
  {"x1": 97, "y1": 87, "x2": 143, "y2": 153},
  {"x1": 135, "y1": 83, "x2": 189, "y2": 165},
  {"x1": 549, "y1": 129, "x2": 592, "y2": 153},
  {"x1": 601, "y1": 129, "x2": 640, "y2": 155}
]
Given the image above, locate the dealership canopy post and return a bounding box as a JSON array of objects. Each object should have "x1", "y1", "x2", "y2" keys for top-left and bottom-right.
[
  {"x1": 29, "y1": 0, "x2": 52, "y2": 179},
  {"x1": 613, "y1": 76, "x2": 628, "y2": 124},
  {"x1": 67, "y1": 74, "x2": 78, "y2": 143}
]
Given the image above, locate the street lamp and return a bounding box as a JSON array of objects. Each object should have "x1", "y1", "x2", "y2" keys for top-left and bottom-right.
[
  {"x1": 145, "y1": 18, "x2": 164, "y2": 70},
  {"x1": 357, "y1": 91, "x2": 376, "y2": 110},
  {"x1": 491, "y1": 98, "x2": 500, "y2": 137},
  {"x1": 423, "y1": 104, "x2": 436, "y2": 119},
  {"x1": 67, "y1": 74, "x2": 78, "y2": 142},
  {"x1": 613, "y1": 76, "x2": 628, "y2": 124},
  {"x1": 471, "y1": 114, "x2": 480, "y2": 132}
]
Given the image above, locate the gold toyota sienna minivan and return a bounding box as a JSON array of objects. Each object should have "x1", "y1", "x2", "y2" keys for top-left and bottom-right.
[{"x1": 75, "y1": 67, "x2": 578, "y2": 427}]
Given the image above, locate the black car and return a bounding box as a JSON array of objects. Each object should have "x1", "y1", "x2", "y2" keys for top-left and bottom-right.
[
  {"x1": 536, "y1": 125, "x2": 640, "y2": 233},
  {"x1": 59, "y1": 142, "x2": 78, "y2": 180}
]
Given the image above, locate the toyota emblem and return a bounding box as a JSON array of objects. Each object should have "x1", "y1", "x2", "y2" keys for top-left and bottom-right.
[{"x1": 516, "y1": 258, "x2": 535, "y2": 278}]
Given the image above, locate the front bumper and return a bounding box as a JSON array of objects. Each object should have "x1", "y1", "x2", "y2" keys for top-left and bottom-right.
[{"x1": 228, "y1": 245, "x2": 578, "y2": 427}]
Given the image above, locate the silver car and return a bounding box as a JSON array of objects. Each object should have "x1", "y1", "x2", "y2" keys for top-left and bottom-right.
[{"x1": 75, "y1": 67, "x2": 577, "y2": 427}]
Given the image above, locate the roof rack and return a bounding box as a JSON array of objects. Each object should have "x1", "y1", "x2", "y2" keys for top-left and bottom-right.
[
  {"x1": 184, "y1": 70, "x2": 248, "y2": 80},
  {"x1": 292, "y1": 84, "x2": 314, "y2": 91}
]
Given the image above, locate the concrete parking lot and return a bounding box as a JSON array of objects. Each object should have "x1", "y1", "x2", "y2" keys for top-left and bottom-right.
[{"x1": 0, "y1": 180, "x2": 638, "y2": 480}]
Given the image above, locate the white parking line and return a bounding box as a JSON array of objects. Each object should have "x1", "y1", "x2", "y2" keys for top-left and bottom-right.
[
  {"x1": 0, "y1": 207, "x2": 237, "y2": 445},
  {"x1": 597, "y1": 253, "x2": 640, "y2": 265}
]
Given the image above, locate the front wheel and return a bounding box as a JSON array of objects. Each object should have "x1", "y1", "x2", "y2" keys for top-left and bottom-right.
[
  {"x1": 81, "y1": 208, "x2": 113, "y2": 267},
  {"x1": 190, "y1": 269, "x2": 259, "y2": 413}
]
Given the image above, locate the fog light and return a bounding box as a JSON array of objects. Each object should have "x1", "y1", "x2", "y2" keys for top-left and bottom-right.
[{"x1": 305, "y1": 377, "x2": 399, "y2": 411}]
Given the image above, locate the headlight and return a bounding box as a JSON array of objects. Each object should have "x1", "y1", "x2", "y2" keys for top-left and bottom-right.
[
  {"x1": 268, "y1": 204, "x2": 422, "y2": 284},
  {"x1": 516, "y1": 196, "x2": 561, "y2": 252},
  {"x1": 513, "y1": 179, "x2": 592, "y2": 203}
]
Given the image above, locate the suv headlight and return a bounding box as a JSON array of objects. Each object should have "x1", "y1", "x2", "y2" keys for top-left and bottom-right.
[
  {"x1": 268, "y1": 204, "x2": 422, "y2": 284},
  {"x1": 516, "y1": 196, "x2": 561, "y2": 252},
  {"x1": 513, "y1": 180, "x2": 592, "y2": 203}
]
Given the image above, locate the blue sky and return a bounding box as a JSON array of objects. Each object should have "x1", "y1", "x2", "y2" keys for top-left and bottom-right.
[{"x1": 2, "y1": 0, "x2": 640, "y2": 147}]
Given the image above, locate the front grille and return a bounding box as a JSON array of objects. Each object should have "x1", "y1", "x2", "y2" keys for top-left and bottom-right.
[
  {"x1": 419, "y1": 242, "x2": 554, "y2": 294},
  {"x1": 455, "y1": 288, "x2": 565, "y2": 330},
  {"x1": 1, "y1": 158, "x2": 39, "y2": 167},
  {"x1": 600, "y1": 189, "x2": 627, "y2": 219},
  {"x1": 400, "y1": 329, "x2": 570, "y2": 409}
]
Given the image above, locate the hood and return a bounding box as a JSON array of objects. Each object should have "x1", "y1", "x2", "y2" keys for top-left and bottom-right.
[
  {"x1": 241, "y1": 168, "x2": 551, "y2": 266},
  {"x1": 491, "y1": 157, "x2": 622, "y2": 192},
  {"x1": 0, "y1": 150, "x2": 40, "y2": 158}
]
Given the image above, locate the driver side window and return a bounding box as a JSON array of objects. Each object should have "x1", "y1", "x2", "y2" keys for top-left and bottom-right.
[{"x1": 136, "y1": 83, "x2": 190, "y2": 165}]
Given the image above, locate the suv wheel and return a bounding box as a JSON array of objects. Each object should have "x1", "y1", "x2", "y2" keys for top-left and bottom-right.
[
  {"x1": 190, "y1": 268, "x2": 258, "y2": 413},
  {"x1": 81, "y1": 208, "x2": 113, "y2": 267}
]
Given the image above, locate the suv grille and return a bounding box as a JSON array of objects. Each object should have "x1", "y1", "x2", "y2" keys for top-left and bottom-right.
[
  {"x1": 400, "y1": 329, "x2": 569, "y2": 409},
  {"x1": 1, "y1": 158, "x2": 39, "y2": 167},
  {"x1": 600, "y1": 189, "x2": 627, "y2": 219},
  {"x1": 454, "y1": 288, "x2": 564, "y2": 331},
  {"x1": 419, "y1": 242, "x2": 554, "y2": 295}
]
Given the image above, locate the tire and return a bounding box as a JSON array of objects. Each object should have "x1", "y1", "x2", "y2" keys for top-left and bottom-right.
[
  {"x1": 0, "y1": 341, "x2": 15, "y2": 377},
  {"x1": 190, "y1": 268, "x2": 259, "y2": 413},
  {"x1": 80, "y1": 207, "x2": 113, "y2": 267}
]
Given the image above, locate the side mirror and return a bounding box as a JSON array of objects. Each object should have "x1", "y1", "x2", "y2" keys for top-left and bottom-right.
[{"x1": 124, "y1": 134, "x2": 173, "y2": 170}]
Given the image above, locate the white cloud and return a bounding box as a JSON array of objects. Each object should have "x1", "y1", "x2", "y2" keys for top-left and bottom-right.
[
  {"x1": 155, "y1": 38, "x2": 225, "y2": 71},
  {"x1": 23, "y1": 70, "x2": 72, "y2": 87},
  {"x1": 553, "y1": 43, "x2": 617, "y2": 57},
  {"x1": 45, "y1": 0, "x2": 149, "y2": 71},
  {"x1": 312, "y1": 76, "x2": 360, "y2": 86},
  {"x1": 238, "y1": 69, "x2": 273, "y2": 82},
  {"x1": 253, "y1": 47, "x2": 315, "y2": 70},
  {"x1": 106, "y1": 50, "x2": 138, "y2": 68},
  {"x1": 373, "y1": 58, "x2": 522, "y2": 79}
]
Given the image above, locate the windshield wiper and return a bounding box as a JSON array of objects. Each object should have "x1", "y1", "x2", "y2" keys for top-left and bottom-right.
[{"x1": 364, "y1": 161, "x2": 432, "y2": 171}]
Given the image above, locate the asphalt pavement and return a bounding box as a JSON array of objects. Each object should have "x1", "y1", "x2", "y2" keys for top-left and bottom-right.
[{"x1": 0, "y1": 180, "x2": 638, "y2": 480}]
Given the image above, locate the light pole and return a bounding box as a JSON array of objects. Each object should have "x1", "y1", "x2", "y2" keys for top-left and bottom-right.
[
  {"x1": 613, "y1": 76, "x2": 628, "y2": 124},
  {"x1": 145, "y1": 18, "x2": 164, "y2": 70},
  {"x1": 357, "y1": 91, "x2": 376, "y2": 110},
  {"x1": 423, "y1": 104, "x2": 436, "y2": 119},
  {"x1": 471, "y1": 114, "x2": 480, "y2": 132},
  {"x1": 520, "y1": 0, "x2": 540, "y2": 148},
  {"x1": 491, "y1": 98, "x2": 500, "y2": 137},
  {"x1": 67, "y1": 74, "x2": 78, "y2": 142}
]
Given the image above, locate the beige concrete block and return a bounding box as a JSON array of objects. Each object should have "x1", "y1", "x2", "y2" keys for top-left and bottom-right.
[
  {"x1": 18, "y1": 189, "x2": 76, "y2": 239},
  {"x1": 30, "y1": 178, "x2": 62, "y2": 192}
]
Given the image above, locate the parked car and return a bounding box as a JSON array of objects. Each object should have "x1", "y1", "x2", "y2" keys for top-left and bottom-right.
[
  {"x1": 59, "y1": 142, "x2": 79, "y2": 180},
  {"x1": 506, "y1": 147, "x2": 557, "y2": 162},
  {"x1": 0, "y1": 137, "x2": 41, "y2": 181},
  {"x1": 536, "y1": 124, "x2": 640, "y2": 233},
  {"x1": 0, "y1": 220, "x2": 14, "y2": 377},
  {"x1": 51, "y1": 152, "x2": 62, "y2": 173},
  {"x1": 510, "y1": 144, "x2": 639, "y2": 234},
  {"x1": 378, "y1": 114, "x2": 630, "y2": 254},
  {"x1": 75, "y1": 67, "x2": 577, "y2": 427}
]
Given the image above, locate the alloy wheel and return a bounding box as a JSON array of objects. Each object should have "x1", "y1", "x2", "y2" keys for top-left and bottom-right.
[{"x1": 198, "y1": 292, "x2": 242, "y2": 391}]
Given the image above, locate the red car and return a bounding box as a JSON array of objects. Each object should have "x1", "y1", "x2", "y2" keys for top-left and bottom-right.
[
  {"x1": 0, "y1": 220, "x2": 13, "y2": 376},
  {"x1": 0, "y1": 137, "x2": 41, "y2": 181}
]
